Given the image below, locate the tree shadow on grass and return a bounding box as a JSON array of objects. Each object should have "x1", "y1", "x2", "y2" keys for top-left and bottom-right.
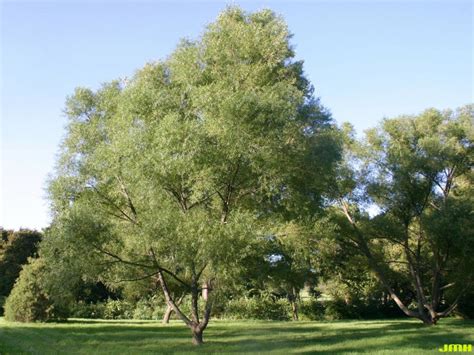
[
  {"x1": 2, "y1": 319, "x2": 473, "y2": 354},
  {"x1": 65, "y1": 319, "x2": 158, "y2": 325},
  {"x1": 207, "y1": 320, "x2": 474, "y2": 354}
]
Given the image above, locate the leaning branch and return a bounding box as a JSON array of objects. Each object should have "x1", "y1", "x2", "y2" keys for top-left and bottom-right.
[
  {"x1": 157, "y1": 270, "x2": 193, "y2": 327},
  {"x1": 339, "y1": 201, "x2": 419, "y2": 318}
]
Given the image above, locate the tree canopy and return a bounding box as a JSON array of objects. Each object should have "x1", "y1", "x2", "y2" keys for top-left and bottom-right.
[
  {"x1": 333, "y1": 105, "x2": 474, "y2": 324},
  {"x1": 44, "y1": 7, "x2": 341, "y2": 344}
]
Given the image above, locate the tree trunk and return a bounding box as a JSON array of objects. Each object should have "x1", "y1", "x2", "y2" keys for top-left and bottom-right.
[
  {"x1": 191, "y1": 326, "x2": 204, "y2": 346},
  {"x1": 163, "y1": 304, "x2": 173, "y2": 324},
  {"x1": 420, "y1": 314, "x2": 438, "y2": 325},
  {"x1": 156, "y1": 269, "x2": 212, "y2": 345},
  {"x1": 291, "y1": 301, "x2": 299, "y2": 321},
  {"x1": 163, "y1": 293, "x2": 185, "y2": 324},
  {"x1": 291, "y1": 287, "x2": 299, "y2": 320},
  {"x1": 340, "y1": 203, "x2": 471, "y2": 325}
]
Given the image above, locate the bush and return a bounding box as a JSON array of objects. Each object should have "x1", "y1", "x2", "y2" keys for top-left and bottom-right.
[
  {"x1": 454, "y1": 289, "x2": 474, "y2": 319},
  {"x1": 134, "y1": 296, "x2": 165, "y2": 320},
  {"x1": 323, "y1": 299, "x2": 354, "y2": 320},
  {"x1": 319, "y1": 298, "x2": 405, "y2": 320},
  {"x1": 69, "y1": 296, "x2": 166, "y2": 320},
  {"x1": 299, "y1": 299, "x2": 325, "y2": 320},
  {"x1": 224, "y1": 296, "x2": 290, "y2": 320},
  {"x1": 70, "y1": 302, "x2": 105, "y2": 319},
  {"x1": 102, "y1": 299, "x2": 134, "y2": 320},
  {"x1": 4, "y1": 258, "x2": 68, "y2": 322},
  {"x1": 0, "y1": 229, "x2": 42, "y2": 299}
]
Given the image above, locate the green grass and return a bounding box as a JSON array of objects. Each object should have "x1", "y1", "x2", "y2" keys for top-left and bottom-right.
[{"x1": 0, "y1": 317, "x2": 473, "y2": 354}]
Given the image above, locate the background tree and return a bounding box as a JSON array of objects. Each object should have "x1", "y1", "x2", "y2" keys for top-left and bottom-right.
[
  {"x1": 0, "y1": 228, "x2": 42, "y2": 313},
  {"x1": 45, "y1": 7, "x2": 340, "y2": 344},
  {"x1": 334, "y1": 105, "x2": 474, "y2": 324},
  {"x1": 4, "y1": 258, "x2": 69, "y2": 322}
]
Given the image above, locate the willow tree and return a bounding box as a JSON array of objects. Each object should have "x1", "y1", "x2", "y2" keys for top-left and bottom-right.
[
  {"x1": 47, "y1": 7, "x2": 340, "y2": 344},
  {"x1": 334, "y1": 106, "x2": 473, "y2": 325}
]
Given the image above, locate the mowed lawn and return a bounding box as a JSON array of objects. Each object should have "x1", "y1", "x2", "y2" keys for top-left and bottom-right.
[{"x1": 0, "y1": 317, "x2": 473, "y2": 354}]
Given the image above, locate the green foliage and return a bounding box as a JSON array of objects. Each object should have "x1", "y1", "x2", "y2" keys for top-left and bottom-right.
[
  {"x1": 298, "y1": 298, "x2": 404, "y2": 321},
  {"x1": 70, "y1": 302, "x2": 105, "y2": 319},
  {"x1": 298, "y1": 299, "x2": 325, "y2": 320},
  {"x1": 455, "y1": 289, "x2": 474, "y2": 319},
  {"x1": 71, "y1": 296, "x2": 166, "y2": 320},
  {"x1": 0, "y1": 229, "x2": 42, "y2": 301},
  {"x1": 333, "y1": 105, "x2": 474, "y2": 323},
  {"x1": 223, "y1": 296, "x2": 291, "y2": 320},
  {"x1": 4, "y1": 258, "x2": 68, "y2": 322},
  {"x1": 44, "y1": 6, "x2": 341, "y2": 337},
  {"x1": 102, "y1": 299, "x2": 134, "y2": 320},
  {"x1": 132, "y1": 296, "x2": 165, "y2": 320}
]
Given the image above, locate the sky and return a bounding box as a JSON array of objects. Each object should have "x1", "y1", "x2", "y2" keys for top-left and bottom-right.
[{"x1": 1, "y1": 0, "x2": 472, "y2": 230}]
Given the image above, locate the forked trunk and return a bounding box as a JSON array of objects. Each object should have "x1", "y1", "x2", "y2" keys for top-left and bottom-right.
[{"x1": 156, "y1": 270, "x2": 212, "y2": 345}]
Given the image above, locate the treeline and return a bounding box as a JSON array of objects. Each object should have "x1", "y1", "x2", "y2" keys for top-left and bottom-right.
[
  {"x1": 0, "y1": 228, "x2": 399, "y2": 321},
  {"x1": 2, "y1": 219, "x2": 472, "y2": 323}
]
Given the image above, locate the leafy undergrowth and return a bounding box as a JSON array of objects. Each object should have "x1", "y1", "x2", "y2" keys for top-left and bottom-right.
[{"x1": 0, "y1": 318, "x2": 472, "y2": 354}]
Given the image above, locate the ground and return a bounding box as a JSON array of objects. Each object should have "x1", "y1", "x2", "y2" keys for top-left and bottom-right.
[{"x1": 0, "y1": 317, "x2": 473, "y2": 354}]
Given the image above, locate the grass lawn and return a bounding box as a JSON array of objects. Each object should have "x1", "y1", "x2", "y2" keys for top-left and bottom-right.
[{"x1": 0, "y1": 317, "x2": 473, "y2": 354}]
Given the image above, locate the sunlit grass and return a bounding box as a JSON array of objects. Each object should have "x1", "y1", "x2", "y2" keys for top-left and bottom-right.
[{"x1": 0, "y1": 317, "x2": 472, "y2": 354}]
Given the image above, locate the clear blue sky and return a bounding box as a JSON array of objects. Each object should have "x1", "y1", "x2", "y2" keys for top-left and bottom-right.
[{"x1": 1, "y1": 0, "x2": 472, "y2": 230}]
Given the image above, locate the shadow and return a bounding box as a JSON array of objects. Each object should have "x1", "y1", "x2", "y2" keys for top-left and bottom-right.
[
  {"x1": 65, "y1": 319, "x2": 159, "y2": 325},
  {"x1": 1, "y1": 318, "x2": 472, "y2": 354}
]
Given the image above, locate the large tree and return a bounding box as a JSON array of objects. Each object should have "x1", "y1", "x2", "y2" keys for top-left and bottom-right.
[
  {"x1": 46, "y1": 7, "x2": 340, "y2": 344},
  {"x1": 334, "y1": 106, "x2": 473, "y2": 324}
]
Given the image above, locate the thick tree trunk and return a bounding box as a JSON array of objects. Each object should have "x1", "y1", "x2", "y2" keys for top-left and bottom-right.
[{"x1": 191, "y1": 326, "x2": 204, "y2": 345}]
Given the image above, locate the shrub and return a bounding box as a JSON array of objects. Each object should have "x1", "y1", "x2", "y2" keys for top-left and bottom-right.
[
  {"x1": 4, "y1": 258, "x2": 68, "y2": 322},
  {"x1": 102, "y1": 299, "x2": 134, "y2": 320},
  {"x1": 0, "y1": 229, "x2": 42, "y2": 299},
  {"x1": 224, "y1": 296, "x2": 290, "y2": 320},
  {"x1": 70, "y1": 301, "x2": 105, "y2": 319},
  {"x1": 69, "y1": 296, "x2": 166, "y2": 320},
  {"x1": 132, "y1": 296, "x2": 164, "y2": 320},
  {"x1": 323, "y1": 299, "x2": 355, "y2": 320},
  {"x1": 454, "y1": 289, "x2": 474, "y2": 319},
  {"x1": 299, "y1": 299, "x2": 325, "y2": 320}
]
